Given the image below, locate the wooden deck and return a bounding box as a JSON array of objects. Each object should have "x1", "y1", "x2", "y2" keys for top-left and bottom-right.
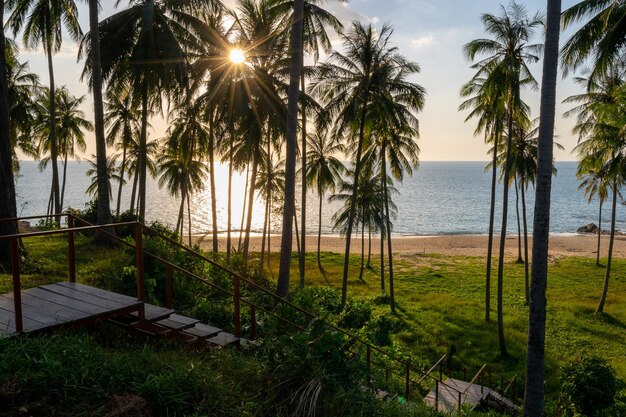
[
  {"x1": 0, "y1": 282, "x2": 242, "y2": 347},
  {"x1": 0, "y1": 282, "x2": 142, "y2": 337}
]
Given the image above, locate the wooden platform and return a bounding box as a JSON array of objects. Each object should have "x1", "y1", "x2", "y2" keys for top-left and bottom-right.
[
  {"x1": 0, "y1": 282, "x2": 142, "y2": 338},
  {"x1": 424, "y1": 378, "x2": 491, "y2": 413}
]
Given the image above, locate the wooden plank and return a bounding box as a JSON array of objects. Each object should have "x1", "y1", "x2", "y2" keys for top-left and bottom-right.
[
  {"x1": 0, "y1": 306, "x2": 46, "y2": 333},
  {"x1": 3, "y1": 293, "x2": 89, "y2": 323},
  {"x1": 207, "y1": 332, "x2": 239, "y2": 347},
  {"x1": 155, "y1": 314, "x2": 198, "y2": 332},
  {"x1": 129, "y1": 303, "x2": 171, "y2": 322},
  {"x1": 39, "y1": 284, "x2": 131, "y2": 310},
  {"x1": 55, "y1": 282, "x2": 139, "y2": 305},
  {"x1": 182, "y1": 323, "x2": 222, "y2": 339},
  {"x1": 0, "y1": 298, "x2": 64, "y2": 329},
  {"x1": 24, "y1": 288, "x2": 108, "y2": 316}
]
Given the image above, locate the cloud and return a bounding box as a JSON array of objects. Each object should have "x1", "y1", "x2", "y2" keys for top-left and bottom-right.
[{"x1": 411, "y1": 35, "x2": 434, "y2": 48}]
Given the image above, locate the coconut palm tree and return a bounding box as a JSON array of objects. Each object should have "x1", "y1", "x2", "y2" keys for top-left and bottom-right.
[
  {"x1": 257, "y1": 157, "x2": 285, "y2": 267},
  {"x1": 104, "y1": 90, "x2": 141, "y2": 217},
  {"x1": 463, "y1": 2, "x2": 543, "y2": 356},
  {"x1": 81, "y1": 0, "x2": 218, "y2": 220},
  {"x1": 524, "y1": 0, "x2": 561, "y2": 414},
  {"x1": 305, "y1": 131, "x2": 345, "y2": 274},
  {"x1": 86, "y1": 154, "x2": 122, "y2": 201},
  {"x1": 312, "y1": 22, "x2": 424, "y2": 307},
  {"x1": 0, "y1": 0, "x2": 18, "y2": 270},
  {"x1": 268, "y1": 0, "x2": 343, "y2": 288},
  {"x1": 6, "y1": 0, "x2": 82, "y2": 218},
  {"x1": 577, "y1": 166, "x2": 609, "y2": 267}
]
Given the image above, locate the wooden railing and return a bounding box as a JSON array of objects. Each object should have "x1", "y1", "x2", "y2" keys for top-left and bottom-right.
[{"x1": 0, "y1": 214, "x2": 519, "y2": 407}]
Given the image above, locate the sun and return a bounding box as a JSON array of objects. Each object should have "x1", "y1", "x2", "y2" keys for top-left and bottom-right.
[{"x1": 229, "y1": 48, "x2": 246, "y2": 64}]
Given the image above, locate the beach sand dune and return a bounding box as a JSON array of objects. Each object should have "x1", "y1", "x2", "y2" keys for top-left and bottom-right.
[{"x1": 192, "y1": 233, "x2": 626, "y2": 259}]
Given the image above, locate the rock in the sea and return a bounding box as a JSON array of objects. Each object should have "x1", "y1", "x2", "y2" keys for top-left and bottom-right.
[{"x1": 577, "y1": 223, "x2": 599, "y2": 234}]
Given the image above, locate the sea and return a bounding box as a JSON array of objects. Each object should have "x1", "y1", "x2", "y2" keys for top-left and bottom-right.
[{"x1": 14, "y1": 161, "x2": 625, "y2": 236}]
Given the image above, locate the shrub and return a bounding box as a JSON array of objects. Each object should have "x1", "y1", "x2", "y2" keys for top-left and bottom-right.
[
  {"x1": 338, "y1": 300, "x2": 372, "y2": 329},
  {"x1": 560, "y1": 356, "x2": 624, "y2": 417}
]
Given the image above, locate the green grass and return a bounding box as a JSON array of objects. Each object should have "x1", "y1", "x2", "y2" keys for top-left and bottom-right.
[
  {"x1": 2, "y1": 235, "x2": 625, "y2": 410},
  {"x1": 262, "y1": 249, "x2": 626, "y2": 397}
]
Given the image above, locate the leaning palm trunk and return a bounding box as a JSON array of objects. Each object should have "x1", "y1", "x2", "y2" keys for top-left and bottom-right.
[
  {"x1": 243, "y1": 146, "x2": 260, "y2": 261},
  {"x1": 45, "y1": 42, "x2": 61, "y2": 218},
  {"x1": 596, "y1": 200, "x2": 603, "y2": 267},
  {"x1": 299, "y1": 69, "x2": 307, "y2": 289},
  {"x1": 187, "y1": 192, "x2": 192, "y2": 247},
  {"x1": 496, "y1": 97, "x2": 515, "y2": 358},
  {"x1": 208, "y1": 111, "x2": 218, "y2": 254},
  {"x1": 521, "y1": 171, "x2": 530, "y2": 303},
  {"x1": 382, "y1": 146, "x2": 396, "y2": 313},
  {"x1": 177, "y1": 190, "x2": 185, "y2": 238},
  {"x1": 116, "y1": 144, "x2": 127, "y2": 217},
  {"x1": 130, "y1": 167, "x2": 139, "y2": 215},
  {"x1": 277, "y1": 0, "x2": 305, "y2": 298},
  {"x1": 515, "y1": 176, "x2": 523, "y2": 263},
  {"x1": 485, "y1": 128, "x2": 500, "y2": 322},
  {"x1": 596, "y1": 184, "x2": 616, "y2": 314},
  {"x1": 524, "y1": 1, "x2": 561, "y2": 414}
]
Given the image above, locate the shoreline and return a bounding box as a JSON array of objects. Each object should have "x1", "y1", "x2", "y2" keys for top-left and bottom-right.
[{"x1": 192, "y1": 233, "x2": 626, "y2": 258}]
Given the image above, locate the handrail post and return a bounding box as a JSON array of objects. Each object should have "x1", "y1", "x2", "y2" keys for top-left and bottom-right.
[
  {"x1": 366, "y1": 346, "x2": 372, "y2": 386},
  {"x1": 513, "y1": 378, "x2": 516, "y2": 403},
  {"x1": 135, "y1": 222, "x2": 145, "y2": 320},
  {"x1": 11, "y1": 237, "x2": 23, "y2": 333},
  {"x1": 488, "y1": 367, "x2": 492, "y2": 388},
  {"x1": 439, "y1": 361, "x2": 443, "y2": 381},
  {"x1": 250, "y1": 305, "x2": 256, "y2": 340},
  {"x1": 405, "y1": 363, "x2": 410, "y2": 401},
  {"x1": 435, "y1": 380, "x2": 439, "y2": 410},
  {"x1": 67, "y1": 214, "x2": 76, "y2": 283},
  {"x1": 233, "y1": 273, "x2": 241, "y2": 337},
  {"x1": 458, "y1": 391, "x2": 462, "y2": 413},
  {"x1": 165, "y1": 264, "x2": 173, "y2": 310}
]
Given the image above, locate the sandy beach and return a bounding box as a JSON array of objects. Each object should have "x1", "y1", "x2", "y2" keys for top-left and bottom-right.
[{"x1": 192, "y1": 233, "x2": 626, "y2": 259}]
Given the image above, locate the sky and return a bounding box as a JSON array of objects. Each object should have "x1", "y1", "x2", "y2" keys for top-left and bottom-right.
[{"x1": 8, "y1": 0, "x2": 585, "y2": 161}]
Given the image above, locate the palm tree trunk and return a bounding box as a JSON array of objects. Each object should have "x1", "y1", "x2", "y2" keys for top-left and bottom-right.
[
  {"x1": 596, "y1": 200, "x2": 602, "y2": 267},
  {"x1": 116, "y1": 144, "x2": 127, "y2": 217},
  {"x1": 317, "y1": 189, "x2": 324, "y2": 272},
  {"x1": 227, "y1": 136, "x2": 234, "y2": 260},
  {"x1": 524, "y1": 1, "x2": 561, "y2": 414},
  {"x1": 260, "y1": 195, "x2": 269, "y2": 268},
  {"x1": 342, "y1": 99, "x2": 370, "y2": 306},
  {"x1": 367, "y1": 227, "x2": 372, "y2": 269},
  {"x1": 486, "y1": 129, "x2": 499, "y2": 322},
  {"x1": 60, "y1": 154, "x2": 68, "y2": 210},
  {"x1": 299, "y1": 69, "x2": 307, "y2": 289},
  {"x1": 0, "y1": 0, "x2": 19, "y2": 270},
  {"x1": 187, "y1": 191, "x2": 192, "y2": 247},
  {"x1": 138, "y1": 81, "x2": 149, "y2": 220},
  {"x1": 267, "y1": 199, "x2": 271, "y2": 270},
  {"x1": 243, "y1": 145, "x2": 259, "y2": 261},
  {"x1": 596, "y1": 184, "x2": 616, "y2": 314},
  {"x1": 130, "y1": 166, "x2": 139, "y2": 215},
  {"x1": 380, "y1": 221, "x2": 385, "y2": 292},
  {"x1": 208, "y1": 109, "x2": 218, "y2": 254},
  {"x1": 382, "y1": 144, "x2": 396, "y2": 314},
  {"x1": 90, "y1": 0, "x2": 113, "y2": 234},
  {"x1": 277, "y1": 0, "x2": 305, "y2": 298},
  {"x1": 177, "y1": 191, "x2": 185, "y2": 238},
  {"x1": 45, "y1": 41, "x2": 61, "y2": 219},
  {"x1": 238, "y1": 164, "x2": 249, "y2": 252},
  {"x1": 521, "y1": 173, "x2": 530, "y2": 303},
  {"x1": 515, "y1": 176, "x2": 523, "y2": 264},
  {"x1": 294, "y1": 210, "x2": 301, "y2": 259},
  {"x1": 496, "y1": 97, "x2": 515, "y2": 358},
  {"x1": 359, "y1": 207, "x2": 365, "y2": 282}
]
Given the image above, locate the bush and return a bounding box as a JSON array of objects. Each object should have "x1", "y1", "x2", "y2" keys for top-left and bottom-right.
[
  {"x1": 338, "y1": 300, "x2": 372, "y2": 329},
  {"x1": 560, "y1": 356, "x2": 624, "y2": 417}
]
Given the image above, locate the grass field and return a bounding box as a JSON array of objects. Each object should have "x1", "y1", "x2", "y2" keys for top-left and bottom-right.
[{"x1": 2, "y1": 234, "x2": 625, "y2": 405}]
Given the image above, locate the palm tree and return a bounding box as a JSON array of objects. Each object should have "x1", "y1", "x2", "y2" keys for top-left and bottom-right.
[
  {"x1": 561, "y1": 0, "x2": 626, "y2": 82},
  {"x1": 81, "y1": 0, "x2": 217, "y2": 220},
  {"x1": 312, "y1": 22, "x2": 424, "y2": 307},
  {"x1": 257, "y1": 157, "x2": 285, "y2": 267},
  {"x1": 269, "y1": 0, "x2": 343, "y2": 288},
  {"x1": 0, "y1": 0, "x2": 19, "y2": 270},
  {"x1": 6, "y1": 0, "x2": 82, "y2": 218},
  {"x1": 524, "y1": 0, "x2": 561, "y2": 414},
  {"x1": 104, "y1": 90, "x2": 141, "y2": 217},
  {"x1": 463, "y1": 2, "x2": 543, "y2": 356},
  {"x1": 577, "y1": 166, "x2": 609, "y2": 267},
  {"x1": 86, "y1": 154, "x2": 122, "y2": 201},
  {"x1": 305, "y1": 131, "x2": 345, "y2": 274},
  {"x1": 277, "y1": 0, "x2": 305, "y2": 297},
  {"x1": 33, "y1": 87, "x2": 93, "y2": 213}
]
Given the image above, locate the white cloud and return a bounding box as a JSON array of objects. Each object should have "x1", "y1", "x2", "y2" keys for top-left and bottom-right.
[{"x1": 411, "y1": 35, "x2": 434, "y2": 48}]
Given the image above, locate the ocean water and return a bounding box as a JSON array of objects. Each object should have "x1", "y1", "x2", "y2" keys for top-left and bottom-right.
[{"x1": 14, "y1": 160, "x2": 625, "y2": 236}]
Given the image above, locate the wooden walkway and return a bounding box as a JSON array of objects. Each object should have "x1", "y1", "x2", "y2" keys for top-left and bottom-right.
[
  {"x1": 424, "y1": 378, "x2": 517, "y2": 414},
  {"x1": 0, "y1": 282, "x2": 240, "y2": 347}
]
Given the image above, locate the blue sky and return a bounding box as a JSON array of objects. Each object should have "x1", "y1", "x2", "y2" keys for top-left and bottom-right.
[{"x1": 9, "y1": 0, "x2": 584, "y2": 161}]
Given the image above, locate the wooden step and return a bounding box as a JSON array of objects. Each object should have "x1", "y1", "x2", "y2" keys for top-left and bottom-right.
[
  {"x1": 154, "y1": 314, "x2": 199, "y2": 332},
  {"x1": 182, "y1": 323, "x2": 222, "y2": 339},
  {"x1": 129, "y1": 304, "x2": 172, "y2": 322},
  {"x1": 207, "y1": 332, "x2": 239, "y2": 347}
]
